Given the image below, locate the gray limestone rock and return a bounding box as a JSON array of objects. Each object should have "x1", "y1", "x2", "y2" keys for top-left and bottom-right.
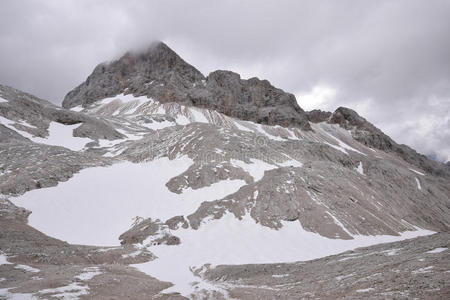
[
  {"x1": 307, "y1": 106, "x2": 450, "y2": 178},
  {"x1": 62, "y1": 42, "x2": 311, "y2": 130}
]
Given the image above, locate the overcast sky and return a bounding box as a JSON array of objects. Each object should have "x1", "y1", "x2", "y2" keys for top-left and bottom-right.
[{"x1": 1, "y1": 0, "x2": 449, "y2": 162}]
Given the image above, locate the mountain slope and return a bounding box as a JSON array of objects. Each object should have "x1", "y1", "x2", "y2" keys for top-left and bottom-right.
[{"x1": 1, "y1": 43, "x2": 449, "y2": 299}]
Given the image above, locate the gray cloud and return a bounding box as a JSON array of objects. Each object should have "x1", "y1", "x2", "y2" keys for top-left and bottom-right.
[{"x1": 1, "y1": 0, "x2": 449, "y2": 161}]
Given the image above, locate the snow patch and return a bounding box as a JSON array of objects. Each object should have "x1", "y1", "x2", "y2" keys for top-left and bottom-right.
[
  {"x1": 426, "y1": 247, "x2": 447, "y2": 254},
  {"x1": 410, "y1": 168, "x2": 425, "y2": 176},
  {"x1": 415, "y1": 177, "x2": 422, "y2": 190},
  {"x1": 356, "y1": 162, "x2": 364, "y2": 175},
  {"x1": 0, "y1": 119, "x2": 94, "y2": 151},
  {"x1": 140, "y1": 120, "x2": 174, "y2": 130},
  {"x1": 33, "y1": 122, "x2": 91, "y2": 151},
  {"x1": 232, "y1": 120, "x2": 253, "y2": 132},
  {"x1": 253, "y1": 124, "x2": 285, "y2": 141},
  {"x1": 0, "y1": 288, "x2": 38, "y2": 299},
  {"x1": 122, "y1": 250, "x2": 142, "y2": 259},
  {"x1": 38, "y1": 282, "x2": 89, "y2": 299},
  {"x1": 132, "y1": 213, "x2": 433, "y2": 297},
  {"x1": 272, "y1": 274, "x2": 289, "y2": 278},
  {"x1": 70, "y1": 106, "x2": 84, "y2": 112},
  {"x1": 277, "y1": 159, "x2": 303, "y2": 168},
  {"x1": 13, "y1": 157, "x2": 246, "y2": 246},
  {"x1": 324, "y1": 132, "x2": 366, "y2": 156},
  {"x1": 15, "y1": 264, "x2": 40, "y2": 273},
  {"x1": 0, "y1": 252, "x2": 12, "y2": 265},
  {"x1": 230, "y1": 159, "x2": 277, "y2": 181},
  {"x1": 0, "y1": 97, "x2": 8, "y2": 103},
  {"x1": 75, "y1": 267, "x2": 102, "y2": 281},
  {"x1": 188, "y1": 107, "x2": 208, "y2": 123},
  {"x1": 412, "y1": 266, "x2": 434, "y2": 274},
  {"x1": 0, "y1": 116, "x2": 36, "y2": 139},
  {"x1": 326, "y1": 212, "x2": 353, "y2": 237},
  {"x1": 357, "y1": 288, "x2": 375, "y2": 293}
]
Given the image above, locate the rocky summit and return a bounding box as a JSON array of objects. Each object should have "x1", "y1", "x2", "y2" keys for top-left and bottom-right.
[
  {"x1": 63, "y1": 42, "x2": 311, "y2": 130},
  {"x1": 1, "y1": 42, "x2": 449, "y2": 299}
]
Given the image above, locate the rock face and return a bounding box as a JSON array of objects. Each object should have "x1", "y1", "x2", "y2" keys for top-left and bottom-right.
[
  {"x1": 62, "y1": 42, "x2": 311, "y2": 130},
  {"x1": 62, "y1": 42, "x2": 205, "y2": 109}
]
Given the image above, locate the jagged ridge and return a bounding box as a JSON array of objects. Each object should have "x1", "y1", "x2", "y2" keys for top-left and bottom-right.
[{"x1": 62, "y1": 42, "x2": 311, "y2": 130}]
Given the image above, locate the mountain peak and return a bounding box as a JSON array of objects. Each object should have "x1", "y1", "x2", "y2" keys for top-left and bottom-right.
[
  {"x1": 62, "y1": 42, "x2": 204, "y2": 109},
  {"x1": 62, "y1": 44, "x2": 311, "y2": 130}
]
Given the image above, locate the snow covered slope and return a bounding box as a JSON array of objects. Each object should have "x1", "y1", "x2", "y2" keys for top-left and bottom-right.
[
  {"x1": 4, "y1": 90, "x2": 448, "y2": 298},
  {"x1": 1, "y1": 43, "x2": 449, "y2": 299}
]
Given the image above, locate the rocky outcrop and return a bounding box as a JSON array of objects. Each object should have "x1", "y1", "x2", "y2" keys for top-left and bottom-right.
[
  {"x1": 189, "y1": 70, "x2": 311, "y2": 129},
  {"x1": 0, "y1": 85, "x2": 123, "y2": 141},
  {"x1": 62, "y1": 42, "x2": 311, "y2": 130},
  {"x1": 119, "y1": 218, "x2": 181, "y2": 246},
  {"x1": 307, "y1": 106, "x2": 450, "y2": 178},
  {"x1": 62, "y1": 42, "x2": 205, "y2": 109},
  {"x1": 306, "y1": 109, "x2": 332, "y2": 123}
]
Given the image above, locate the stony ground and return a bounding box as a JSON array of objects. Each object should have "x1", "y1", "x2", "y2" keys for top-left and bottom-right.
[{"x1": 202, "y1": 233, "x2": 450, "y2": 299}]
